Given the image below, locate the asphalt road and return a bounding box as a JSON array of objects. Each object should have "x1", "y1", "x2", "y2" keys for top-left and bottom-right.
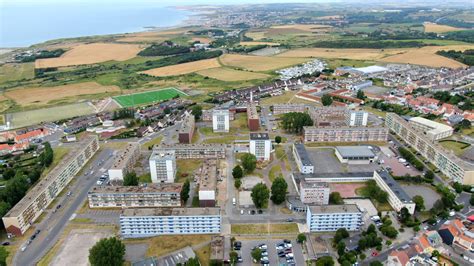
[{"x1": 14, "y1": 148, "x2": 114, "y2": 266}]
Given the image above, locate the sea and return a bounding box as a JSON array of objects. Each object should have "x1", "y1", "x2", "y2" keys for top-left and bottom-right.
[{"x1": 0, "y1": 2, "x2": 192, "y2": 48}]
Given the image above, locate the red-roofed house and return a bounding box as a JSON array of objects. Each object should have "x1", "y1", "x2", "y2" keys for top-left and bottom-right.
[
  {"x1": 386, "y1": 250, "x2": 409, "y2": 266},
  {"x1": 14, "y1": 128, "x2": 49, "y2": 144}
]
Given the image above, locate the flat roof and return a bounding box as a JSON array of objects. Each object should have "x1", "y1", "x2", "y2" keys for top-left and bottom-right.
[
  {"x1": 199, "y1": 159, "x2": 217, "y2": 191},
  {"x1": 156, "y1": 143, "x2": 226, "y2": 150},
  {"x1": 304, "y1": 126, "x2": 387, "y2": 131},
  {"x1": 376, "y1": 169, "x2": 412, "y2": 203},
  {"x1": 307, "y1": 204, "x2": 360, "y2": 214},
  {"x1": 179, "y1": 113, "x2": 194, "y2": 134},
  {"x1": 294, "y1": 143, "x2": 314, "y2": 166},
  {"x1": 353, "y1": 65, "x2": 388, "y2": 74},
  {"x1": 300, "y1": 179, "x2": 329, "y2": 189},
  {"x1": 89, "y1": 183, "x2": 182, "y2": 194},
  {"x1": 293, "y1": 172, "x2": 374, "y2": 181},
  {"x1": 212, "y1": 109, "x2": 229, "y2": 115},
  {"x1": 247, "y1": 104, "x2": 259, "y2": 119},
  {"x1": 409, "y1": 117, "x2": 453, "y2": 134},
  {"x1": 150, "y1": 150, "x2": 175, "y2": 161},
  {"x1": 121, "y1": 207, "x2": 220, "y2": 217},
  {"x1": 111, "y1": 142, "x2": 139, "y2": 169},
  {"x1": 335, "y1": 146, "x2": 376, "y2": 158},
  {"x1": 250, "y1": 132, "x2": 269, "y2": 140}
]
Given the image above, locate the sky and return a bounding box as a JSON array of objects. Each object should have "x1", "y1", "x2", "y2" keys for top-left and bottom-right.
[{"x1": 1, "y1": 0, "x2": 340, "y2": 6}]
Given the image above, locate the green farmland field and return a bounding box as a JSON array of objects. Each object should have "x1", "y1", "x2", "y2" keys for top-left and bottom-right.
[{"x1": 113, "y1": 88, "x2": 187, "y2": 107}]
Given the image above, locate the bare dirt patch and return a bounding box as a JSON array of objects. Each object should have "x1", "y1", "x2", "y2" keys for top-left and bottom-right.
[
  {"x1": 196, "y1": 67, "x2": 271, "y2": 81},
  {"x1": 191, "y1": 37, "x2": 211, "y2": 44},
  {"x1": 5, "y1": 82, "x2": 120, "y2": 106},
  {"x1": 220, "y1": 54, "x2": 308, "y2": 71},
  {"x1": 35, "y1": 43, "x2": 142, "y2": 68},
  {"x1": 141, "y1": 58, "x2": 221, "y2": 77},
  {"x1": 423, "y1": 22, "x2": 465, "y2": 33}
]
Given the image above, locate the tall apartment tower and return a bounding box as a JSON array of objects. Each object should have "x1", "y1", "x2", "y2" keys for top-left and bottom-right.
[
  {"x1": 249, "y1": 133, "x2": 271, "y2": 161},
  {"x1": 212, "y1": 109, "x2": 230, "y2": 133},
  {"x1": 345, "y1": 110, "x2": 368, "y2": 126},
  {"x1": 149, "y1": 150, "x2": 176, "y2": 183}
]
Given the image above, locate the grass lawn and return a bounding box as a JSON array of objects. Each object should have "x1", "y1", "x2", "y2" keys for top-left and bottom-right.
[
  {"x1": 113, "y1": 88, "x2": 187, "y2": 107},
  {"x1": 42, "y1": 147, "x2": 70, "y2": 176},
  {"x1": 269, "y1": 164, "x2": 282, "y2": 182},
  {"x1": 141, "y1": 136, "x2": 162, "y2": 149},
  {"x1": 231, "y1": 223, "x2": 299, "y2": 234},
  {"x1": 191, "y1": 129, "x2": 200, "y2": 144},
  {"x1": 138, "y1": 173, "x2": 152, "y2": 183},
  {"x1": 124, "y1": 235, "x2": 213, "y2": 258},
  {"x1": 325, "y1": 58, "x2": 376, "y2": 69},
  {"x1": 275, "y1": 145, "x2": 287, "y2": 160},
  {"x1": 261, "y1": 91, "x2": 297, "y2": 105},
  {"x1": 231, "y1": 113, "x2": 249, "y2": 131},
  {"x1": 175, "y1": 159, "x2": 203, "y2": 183},
  {"x1": 362, "y1": 106, "x2": 387, "y2": 118},
  {"x1": 0, "y1": 63, "x2": 35, "y2": 83},
  {"x1": 439, "y1": 140, "x2": 470, "y2": 156},
  {"x1": 194, "y1": 244, "x2": 211, "y2": 266}
]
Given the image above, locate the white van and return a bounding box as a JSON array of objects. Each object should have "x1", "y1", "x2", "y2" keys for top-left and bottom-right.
[{"x1": 232, "y1": 198, "x2": 236, "y2": 205}]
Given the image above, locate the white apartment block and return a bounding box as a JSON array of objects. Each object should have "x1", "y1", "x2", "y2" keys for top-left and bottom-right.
[
  {"x1": 149, "y1": 150, "x2": 176, "y2": 183},
  {"x1": 108, "y1": 142, "x2": 140, "y2": 181},
  {"x1": 155, "y1": 144, "x2": 226, "y2": 159},
  {"x1": 249, "y1": 133, "x2": 271, "y2": 161},
  {"x1": 386, "y1": 113, "x2": 474, "y2": 184},
  {"x1": 292, "y1": 143, "x2": 314, "y2": 174},
  {"x1": 299, "y1": 180, "x2": 330, "y2": 205},
  {"x1": 272, "y1": 104, "x2": 307, "y2": 115},
  {"x1": 212, "y1": 109, "x2": 230, "y2": 133},
  {"x1": 88, "y1": 183, "x2": 182, "y2": 208},
  {"x1": 345, "y1": 110, "x2": 368, "y2": 126},
  {"x1": 306, "y1": 204, "x2": 362, "y2": 232},
  {"x1": 408, "y1": 117, "x2": 453, "y2": 141},
  {"x1": 373, "y1": 170, "x2": 416, "y2": 214},
  {"x1": 303, "y1": 126, "x2": 388, "y2": 143},
  {"x1": 3, "y1": 136, "x2": 99, "y2": 236},
  {"x1": 120, "y1": 208, "x2": 221, "y2": 238}
]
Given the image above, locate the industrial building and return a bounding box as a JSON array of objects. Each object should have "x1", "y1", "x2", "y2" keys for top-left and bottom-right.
[
  {"x1": 247, "y1": 104, "x2": 259, "y2": 131},
  {"x1": 386, "y1": 113, "x2": 474, "y2": 184},
  {"x1": 149, "y1": 150, "x2": 176, "y2": 183},
  {"x1": 249, "y1": 133, "x2": 271, "y2": 161},
  {"x1": 108, "y1": 142, "x2": 140, "y2": 181},
  {"x1": 306, "y1": 204, "x2": 362, "y2": 232},
  {"x1": 178, "y1": 113, "x2": 195, "y2": 144},
  {"x1": 303, "y1": 126, "x2": 388, "y2": 143},
  {"x1": 212, "y1": 109, "x2": 230, "y2": 133},
  {"x1": 299, "y1": 180, "x2": 330, "y2": 205},
  {"x1": 373, "y1": 170, "x2": 416, "y2": 214},
  {"x1": 292, "y1": 143, "x2": 314, "y2": 174},
  {"x1": 408, "y1": 117, "x2": 453, "y2": 141},
  {"x1": 349, "y1": 80, "x2": 373, "y2": 91},
  {"x1": 272, "y1": 104, "x2": 306, "y2": 115},
  {"x1": 335, "y1": 146, "x2": 377, "y2": 164},
  {"x1": 198, "y1": 159, "x2": 218, "y2": 207},
  {"x1": 345, "y1": 110, "x2": 368, "y2": 126},
  {"x1": 2, "y1": 136, "x2": 99, "y2": 236},
  {"x1": 154, "y1": 144, "x2": 226, "y2": 159},
  {"x1": 87, "y1": 183, "x2": 182, "y2": 208},
  {"x1": 120, "y1": 208, "x2": 221, "y2": 238}
]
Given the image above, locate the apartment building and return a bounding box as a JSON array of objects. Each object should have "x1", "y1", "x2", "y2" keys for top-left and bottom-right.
[
  {"x1": 299, "y1": 180, "x2": 330, "y2": 205},
  {"x1": 303, "y1": 126, "x2": 388, "y2": 143},
  {"x1": 120, "y1": 207, "x2": 221, "y2": 238},
  {"x1": 292, "y1": 143, "x2": 314, "y2": 174},
  {"x1": 212, "y1": 109, "x2": 230, "y2": 133},
  {"x1": 386, "y1": 113, "x2": 474, "y2": 184},
  {"x1": 345, "y1": 110, "x2": 368, "y2": 126},
  {"x1": 202, "y1": 108, "x2": 235, "y2": 121},
  {"x1": 154, "y1": 144, "x2": 226, "y2": 159},
  {"x1": 149, "y1": 150, "x2": 176, "y2": 183},
  {"x1": 199, "y1": 159, "x2": 218, "y2": 207},
  {"x1": 87, "y1": 183, "x2": 182, "y2": 208},
  {"x1": 306, "y1": 204, "x2": 362, "y2": 232},
  {"x1": 247, "y1": 104, "x2": 259, "y2": 131},
  {"x1": 308, "y1": 106, "x2": 347, "y2": 127},
  {"x1": 3, "y1": 136, "x2": 99, "y2": 236},
  {"x1": 408, "y1": 117, "x2": 453, "y2": 141},
  {"x1": 178, "y1": 113, "x2": 195, "y2": 144},
  {"x1": 249, "y1": 133, "x2": 271, "y2": 161},
  {"x1": 373, "y1": 170, "x2": 416, "y2": 214},
  {"x1": 272, "y1": 104, "x2": 306, "y2": 115},
  {"x1": 108, "y1": 142, "x2": 140, "y2": 181}
]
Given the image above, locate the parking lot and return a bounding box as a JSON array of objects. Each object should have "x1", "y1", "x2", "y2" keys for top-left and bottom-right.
[
  {"x1": 235, "y1": 238, "x2": 305, "y2": 266},
  {"x1": 307, "y1": 147, "x2": 380, "y2": 174}
]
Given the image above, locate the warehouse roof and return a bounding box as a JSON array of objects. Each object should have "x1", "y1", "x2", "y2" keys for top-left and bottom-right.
[
  {"x1": 294, "y1": 143, "x2": 314, "y2": 166},
  {"x1": 307, "y1": 204, "x2": 360, "y2": 214},
  {"x1": 375, "y1": 169, "x2": 413, "y2": 203},
  {"x1": 335, "y1": 146, "x2": 376, "y2": 158}
]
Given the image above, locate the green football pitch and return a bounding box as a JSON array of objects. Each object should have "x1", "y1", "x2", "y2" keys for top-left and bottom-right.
[{"x1": 113, "y1": 88, "x2": 187, "y2": 107}]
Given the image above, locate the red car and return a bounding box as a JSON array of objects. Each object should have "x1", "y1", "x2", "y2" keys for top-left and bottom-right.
[{"x1": 372, "y1": 251, "x2": 379, "y2": 257}]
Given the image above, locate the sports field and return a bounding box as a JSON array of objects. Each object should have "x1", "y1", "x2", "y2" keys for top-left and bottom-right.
[{"x1": 113, "y1": 88, "x2": 187, "y2": 107}]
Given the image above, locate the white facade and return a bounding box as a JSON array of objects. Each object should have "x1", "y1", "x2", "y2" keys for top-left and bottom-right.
[
  {"x1": 306, "y1": 205, "x2": 362, "y2": 232},
  {"x1": 408, "y1": 117, "x2": 453, "y2": 141},
  {"x1": 149, "y1": 150, "x2": 176, "y2": 183},
  {"x1": 292, "y1": 144, "x2": 314, "y2": 174},
  {"x1": 120, "y1": 208, "x2": 221, "y2": 238},
  {"x1": 299, "y1": 181, "x2": 329, "y2": 205},
  {"x1": 249, "y1": 133, "x2": 271, "y2": 161},
  {"x1": 345, "y1": 110, "x2": 368, "y2": 126},
  {"x1": 373, "y1": 170, "x2": 416, "y2": 214},
  {"x1": 108, "y1": 142, "x2": 140, "y2": 181},
  {"x1": 212, "y1": 109, "x2": 230, "y2": 133}
]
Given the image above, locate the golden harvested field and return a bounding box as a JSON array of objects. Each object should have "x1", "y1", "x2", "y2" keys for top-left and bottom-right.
[
  {"x1": 4, "y1": 82, "x2": 120, "y2": 106},
  {"x1": 196, "y1": 67, "x2": 271, "y2": 81},
  {"x1": 116, "y1": 35, "x2": 167, "y2": 43},
  {"x1": 35, "y1": 43, "x2": 142, "y2": 68},
  {"x1": 220, "y1": 54, "x2": 308, "y2": 71},
  {"x1": 277, "y1": 47, "x2": 405, "y2": 60},
  {"x1": 141, "y1": 58, "x2": 221, "y2": 77},
  {"x1": 245, "y1": 31, "x2": 266, "y2": 40},
  {"x1": 271, "y1": 24, "x2": 332, "y2": 31},
  {"x1": 380, "y1": 45, "x2": 474, "y2": 68},
  {"x1": 240, "y1": 41, "x2": 280, "y2": 46},
  {"x1": 424, "y1": 23, "x2": 465, "y2": 33}
]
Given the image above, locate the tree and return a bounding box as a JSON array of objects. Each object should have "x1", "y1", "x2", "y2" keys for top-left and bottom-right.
[
  {"x1": 89, "y1": 237, "x2": 125, "y2": 266},
  {"x1": 453, "y1": 182, "x2": 463, "y2": 193},
  {"x1": 251, "y1": 248, "x2": 262, "y2": 261},
  {"x1": 336, "y1": 241, "x2": 346, "y2": 256},
  {"x1": 123, "y1": 172, "x2": 138, "y2": 186},
  {"x1": 432, "y1": 250, "x2": 440, "y2": 258},
  {"x1": 0, "y1": 201, "x2": 11, "y2": 229},
  {"x1": 315, "y1": 256, "x2": 334, "y2": 266},
  {"x1": 232, "y1": 165, "x2": 243, "y2": 179},
  {"x1": 274, "y1": 136, "x2": 282, "y2": 144},
  {"x1": 183, "y1": 257, "x2": 200, "y2": 266},
  {"x1": 191, "y1": 105, "x2": 203, "y2": 120},
  {"x1": 251, "y1": 183, "x2": 270, "y2": 208},
  {"x1": 270, "y1": 176, "x2": 288, "y2": 204},
  {"x1": 280, "y1": 112, "x2": 314, "y2": 134},
  {"x1": 39, "y1": 142, "x2": 54, "y2": 167},
  {"x1": 3, "y1": 174, "x2": 30, "y2": 206},
  {"x1": 0, "y1": 247, "x2": 7, "y2": 266},
  {"x1": 356, "y1": 89, "x2": 365, "y2": 100},
  {"x1": 413, "y1": 195, "x2": 425, "y2": 211},
  {"x1": 329, "y1": 192, "x2": 344, "y2": 204},
  {"x1": 297, "y1": 233, "x2": 307, "y2": 243},
  {"x1": 181, "y1": 179, "x2": 190, "y2": 203},
  {"x1": 234, "y1": 179, "x2": 242, "y2": 189},
  {"x1": 2, "y1": 168, "x2": 15, "y2": 180},
  {"x1": 241, "y1": 153, "x2": 257, "y2": 173},
  {"x1": 229, "y1": 251, "x2": 238, "y2": 264},
  {"x1": 369, "y1": 262, "x2": 383, "y2": 266},
  {"x1": 424, "y1": 170, "x2": 434, "y2": 181},
  {"x1": 399, "y1": 207, "x2": 410, "y2": 223},
  {"x1": 470, "y1": 193, "x2": 474, "y2": 206},
  {"x1": 321, "y1": 94, "x2": 333, "y2": 106},
  {"x1": 460, "y1": 119, "x2": 471, "y2": 129}
]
